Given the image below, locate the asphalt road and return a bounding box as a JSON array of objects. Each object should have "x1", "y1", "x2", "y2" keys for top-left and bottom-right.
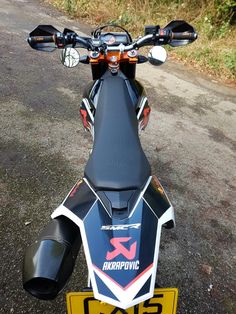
[{"x1": 0, "y1": 0, "x2": 236, "y2": 313}]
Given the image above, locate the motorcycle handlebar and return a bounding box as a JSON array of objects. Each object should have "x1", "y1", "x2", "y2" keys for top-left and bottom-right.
[
  {"x1": 28, "y1": 30, "x2": 197, "y2": 51},
  {"x1": 28, "y1": 34, "x2": 91, "y2": 49},
  {"x1": 130, "y1": 30, "x2": 197, "y2": 49},
  {"x1": 171, "y1": 32, "x2": 197, "y2": 40},
  {"x1": 28, "y1": 35, "x2": 55, "y2": 44}
]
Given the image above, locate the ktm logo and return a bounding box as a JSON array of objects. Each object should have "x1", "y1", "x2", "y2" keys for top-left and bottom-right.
[{"x1": 106, "y1": 237, "x2": 137, "y2": 261}]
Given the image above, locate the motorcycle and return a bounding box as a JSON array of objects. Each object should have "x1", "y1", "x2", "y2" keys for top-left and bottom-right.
[{"x1": 23, "y1": 21, "x2": 197, "y2": 313}]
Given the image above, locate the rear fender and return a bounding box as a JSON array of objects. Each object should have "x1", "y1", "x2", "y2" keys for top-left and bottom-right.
[{"x1": 51, "y1": 176, "x2": 175, "y2": 309}]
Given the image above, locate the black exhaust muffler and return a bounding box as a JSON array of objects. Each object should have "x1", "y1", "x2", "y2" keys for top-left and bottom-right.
[{"x1": 23, "y1": 216, "x2": 81, "y2": 300}]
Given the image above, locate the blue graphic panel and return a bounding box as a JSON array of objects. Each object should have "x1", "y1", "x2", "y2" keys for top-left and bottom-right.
[{"x1": 84, "y1": 199, "x2": 158, "y2": 294}]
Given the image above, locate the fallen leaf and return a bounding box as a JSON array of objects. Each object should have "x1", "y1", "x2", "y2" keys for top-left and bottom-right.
[{"x1": 201, "y1": 264, "x2": 212, "y2": 275}]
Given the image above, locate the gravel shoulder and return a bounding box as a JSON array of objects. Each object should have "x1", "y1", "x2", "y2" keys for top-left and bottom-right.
[{"x1": 0, "y1": 0, "x2": 235, "y2": 313}]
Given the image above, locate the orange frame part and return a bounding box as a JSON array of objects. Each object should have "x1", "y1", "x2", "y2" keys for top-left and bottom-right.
[{"x1": 89, "y1": 51, "x2": 138, "y2": 66}]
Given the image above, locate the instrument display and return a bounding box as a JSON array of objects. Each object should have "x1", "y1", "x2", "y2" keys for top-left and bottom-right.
[{"x1": 101, "y1": 32, "x2": 130, "y2": 46}]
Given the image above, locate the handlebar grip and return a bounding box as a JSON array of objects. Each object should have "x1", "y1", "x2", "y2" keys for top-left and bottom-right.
[
  {"x1": 28, "y1": 35, "x2": 55, "y2": 44},
  {"x1": 172, "y1": 32, "x2": 197, "y2": 40}
]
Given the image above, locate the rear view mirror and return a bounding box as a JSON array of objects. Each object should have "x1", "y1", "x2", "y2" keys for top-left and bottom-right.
[
  {"x1": 148, "y1": 46, "x2": 167, "y2": 66},
  {"x1": 60, "y1": 48, "x2": 80, "y2": 68}
]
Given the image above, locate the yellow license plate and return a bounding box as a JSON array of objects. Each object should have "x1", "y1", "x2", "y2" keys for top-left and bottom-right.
[{"x1": 67, "y1": 288, "x2": 178, "y2": 314}]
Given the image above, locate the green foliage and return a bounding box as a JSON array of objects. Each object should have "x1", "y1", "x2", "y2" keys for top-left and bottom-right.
[
  {"x1": 224, "y1": 50, "x2": 236, "y2": 75},
  {"x1": 113, "y1": 11, "x2": 133, "y2": 25},
  {"x1": 216, "y1": 0, "x2": 236, "y2": 25},
  {"x1": 193, "y1": 47, "x2": 212, "y2": 61},
  {"x1": 63, "y1": 0, "x2": 77, "y2": 13}
]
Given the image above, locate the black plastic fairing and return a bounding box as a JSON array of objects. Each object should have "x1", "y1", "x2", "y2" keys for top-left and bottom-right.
[
  {"x1": 97, "y1": 189, "x2": 140, "y2": 219},
  {"x1": 28, "y1": 25, "x2": 59, "y2": 52},
  {"x1": 143, "y1": 176, "x2": 175, "y2": 229},
  {"x1": 64, "y1": 180, "x2": 97, "y2": 220},
  {"x1": 165, "y1": 20, "x2": 197, "y2": 47},
  {"x1": 30, "y1": 25, "x2": 59, "y2": 37},
  {"x1": 165, "y1": 20, "x2": 195, "y2": 33}
]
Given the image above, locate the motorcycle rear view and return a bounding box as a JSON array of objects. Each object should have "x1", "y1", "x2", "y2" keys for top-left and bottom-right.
[{"x1": 23, "y1": 20, "x2": 197, "y2": 313}]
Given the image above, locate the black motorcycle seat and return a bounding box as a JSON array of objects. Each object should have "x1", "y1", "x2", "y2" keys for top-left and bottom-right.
[{"x1": 84, "y1": 73, "x2": 151, "y2": 190}]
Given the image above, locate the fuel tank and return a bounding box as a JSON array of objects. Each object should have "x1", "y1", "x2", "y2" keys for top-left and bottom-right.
[{"x1": 80, "y1": 71, "x2": 151, "y2": 134}]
